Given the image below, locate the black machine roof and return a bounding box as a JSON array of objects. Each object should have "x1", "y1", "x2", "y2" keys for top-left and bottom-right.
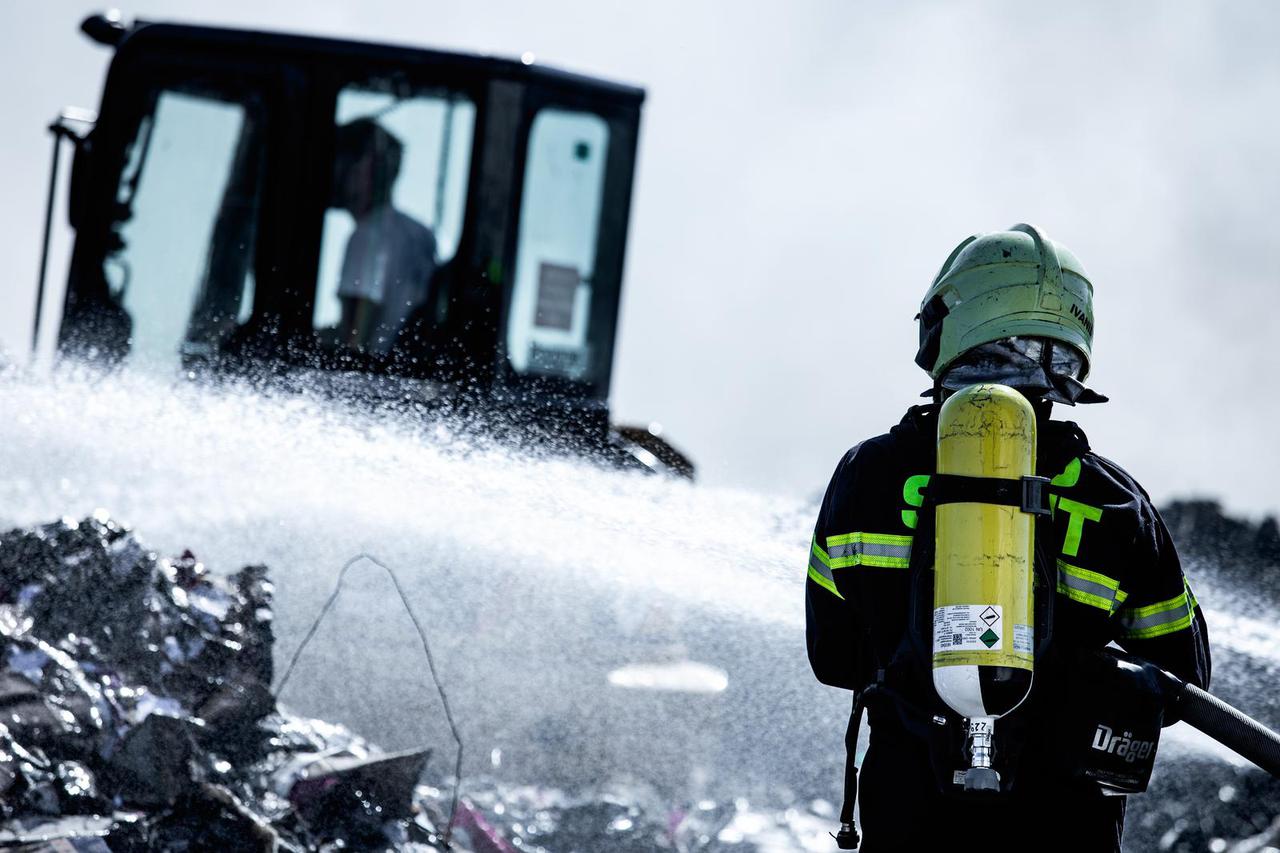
[{"x1": 82, "y1": 13, "x2": 646, "y2": 104}]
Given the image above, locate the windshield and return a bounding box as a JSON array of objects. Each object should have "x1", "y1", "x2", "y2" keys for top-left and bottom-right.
[
  {"x1": 101, "y1": 79, "x2": 266, "y2": 370},
  {"x1": 313, "y1": 79, "x2": 476, "y2": 361}
]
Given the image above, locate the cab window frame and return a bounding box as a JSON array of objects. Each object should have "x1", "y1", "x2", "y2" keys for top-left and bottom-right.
[
  {"x1": 60, "y1": 43, "x2": 287, "y2": 365},
  {"x1": 495, "y1": 81, "x2": 640, "y2": 405},
  {"x1": 61, "y1": 25, "x2": 643, "y2": 402},
  {"x1": 285, "y1": 62, "x2": 489, "y2": 380}
]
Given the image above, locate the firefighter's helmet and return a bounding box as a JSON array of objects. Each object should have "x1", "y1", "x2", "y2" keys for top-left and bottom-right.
[{"x1": 915, "y1": 224, "x2": 1095, "y2": 380}]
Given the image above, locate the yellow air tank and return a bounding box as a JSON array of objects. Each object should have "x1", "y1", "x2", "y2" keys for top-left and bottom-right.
[{"x1": 932, "y1": 383, "x2": 1040, "y2": 791}]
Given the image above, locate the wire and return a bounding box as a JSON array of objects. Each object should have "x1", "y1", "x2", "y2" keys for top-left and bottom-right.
[{"x1": 274, "y1": 553, "x2": 465, "y2": 848}]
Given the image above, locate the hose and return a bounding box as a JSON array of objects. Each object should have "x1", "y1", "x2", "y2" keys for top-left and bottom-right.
[
  {"x1": 1173, "y1": 681, "x2": 1280, "y2": 778},
  {"x1": 275, "y1": 553, "x2": 465, "y2": 846}
]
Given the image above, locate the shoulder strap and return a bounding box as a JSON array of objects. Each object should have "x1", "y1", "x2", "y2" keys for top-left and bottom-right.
[{"x1": 834, "y1": 691, "x2": 867, "y2": 849}]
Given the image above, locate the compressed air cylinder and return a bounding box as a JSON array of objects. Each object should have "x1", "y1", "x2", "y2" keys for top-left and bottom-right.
[{"x1": 933, "y1": 384, "x2": 1036, "y2": 727}]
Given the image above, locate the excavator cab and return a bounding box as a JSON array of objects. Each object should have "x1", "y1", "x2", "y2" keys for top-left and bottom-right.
[{"x1": 46, "y1": 14, "x2": 689, "y2": 475}]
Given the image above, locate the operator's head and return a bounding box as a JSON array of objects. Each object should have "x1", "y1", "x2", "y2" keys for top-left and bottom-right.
[
  {"x1": 915, "y1": 223, "x2": 1105, "y2": 406},
  {"x1": 331, "y1": 118, "x2": 404, "y2": 215}
]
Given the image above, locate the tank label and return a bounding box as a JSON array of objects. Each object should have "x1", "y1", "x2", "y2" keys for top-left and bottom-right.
[
  {"x1": 1013, "y1": 624, "x2": 1034, "y2": 654},
  {"x1": 934, "y1": 604, "x2": 1002, "y2": 652}
]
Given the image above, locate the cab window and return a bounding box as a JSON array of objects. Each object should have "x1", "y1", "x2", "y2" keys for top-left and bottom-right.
[
  {"x1": 103, "y1": 82, "x2": 265, "y2": 369},
  {"x1": 506, "y1": 109, "x2": 610, "y2": 384},
  {"x1": 313, "y1": 79, "x2": 475, "y2": 359}
]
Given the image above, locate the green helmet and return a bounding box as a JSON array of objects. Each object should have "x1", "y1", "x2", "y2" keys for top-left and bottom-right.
[{"x1": 915, "y1": 223, "x2": 1095, "y2": 380}]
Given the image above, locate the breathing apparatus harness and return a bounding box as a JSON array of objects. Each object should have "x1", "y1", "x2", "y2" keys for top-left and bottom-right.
[
  {"x1": 832, "y1": 401, "x2": 1061, "y2": 848},
  {"x1": 833, "y1": 392, "x2": 1166, "y2": 850}
]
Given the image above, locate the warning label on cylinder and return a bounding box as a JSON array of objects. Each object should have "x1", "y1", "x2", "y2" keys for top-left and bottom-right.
[
  {"x1": 934, "y1": 604, "x2": 1002, "y2": 652},
  {"x1": 1013, "y1": 624, "x2": 1034, "y2": 654}
]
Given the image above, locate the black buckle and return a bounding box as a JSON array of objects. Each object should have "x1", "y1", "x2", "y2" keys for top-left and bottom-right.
[{"x1": 1021, "y1": 475, "x2": 1051, "y2": 516}]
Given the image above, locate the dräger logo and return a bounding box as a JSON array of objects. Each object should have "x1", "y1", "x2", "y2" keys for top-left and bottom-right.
[{"x1": 1091, "y1": 724, "x2": 1155, "y2": 764}]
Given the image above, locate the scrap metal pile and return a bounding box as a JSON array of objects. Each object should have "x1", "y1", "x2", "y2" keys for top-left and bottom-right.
[
  {"x1": 0, "y1": 515, "x2": 832, "y2": 852},
  {"x1": 0, "y1": 514, "x2": 442, "y2": 851}
]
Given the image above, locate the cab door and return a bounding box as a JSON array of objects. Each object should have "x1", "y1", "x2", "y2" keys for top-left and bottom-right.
[{"x1": 495, "y1": 79, "x2": 642, "y2": 423}]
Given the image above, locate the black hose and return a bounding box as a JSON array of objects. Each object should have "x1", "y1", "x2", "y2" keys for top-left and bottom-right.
[{"x1": 1175, "y1": 682, "x2": 1280, "y2": 778}]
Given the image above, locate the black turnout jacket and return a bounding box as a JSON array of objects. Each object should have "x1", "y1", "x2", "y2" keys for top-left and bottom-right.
[{"x1": 805, "y1": 403, "x2": 1211, "y2": 852}]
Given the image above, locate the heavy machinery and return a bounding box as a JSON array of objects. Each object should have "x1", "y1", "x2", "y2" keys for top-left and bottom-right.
[{"x1": 35, "y1": 12, "x2": 692, "y2": 476}]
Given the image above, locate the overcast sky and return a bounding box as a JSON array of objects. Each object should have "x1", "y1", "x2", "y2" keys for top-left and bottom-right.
[{"x1": 3, "y1": 1, "x2": 1278, "y2": 516}]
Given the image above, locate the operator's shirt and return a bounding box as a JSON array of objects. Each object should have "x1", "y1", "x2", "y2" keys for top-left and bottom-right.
[
  {"x1": 338, "y1": 204, "x2": 438, "y2": 355},
  {"x1": 804, "y1": 403, "x2": 1211, "y2": 851}
]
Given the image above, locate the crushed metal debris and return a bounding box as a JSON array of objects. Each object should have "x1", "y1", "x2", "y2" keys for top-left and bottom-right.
[{"x1": 0, "y1": 515, "x2": 837, "y2": 852}]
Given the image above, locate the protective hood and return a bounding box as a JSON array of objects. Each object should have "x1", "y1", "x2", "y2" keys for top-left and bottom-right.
[{"x1": 934, "y1": 337, "x2": 1108, "y2": 406}]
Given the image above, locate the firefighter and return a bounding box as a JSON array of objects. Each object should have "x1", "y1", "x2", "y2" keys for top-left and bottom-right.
[{"x1": 806, "y1": 224, "x2": 1211, "y2": 852}]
